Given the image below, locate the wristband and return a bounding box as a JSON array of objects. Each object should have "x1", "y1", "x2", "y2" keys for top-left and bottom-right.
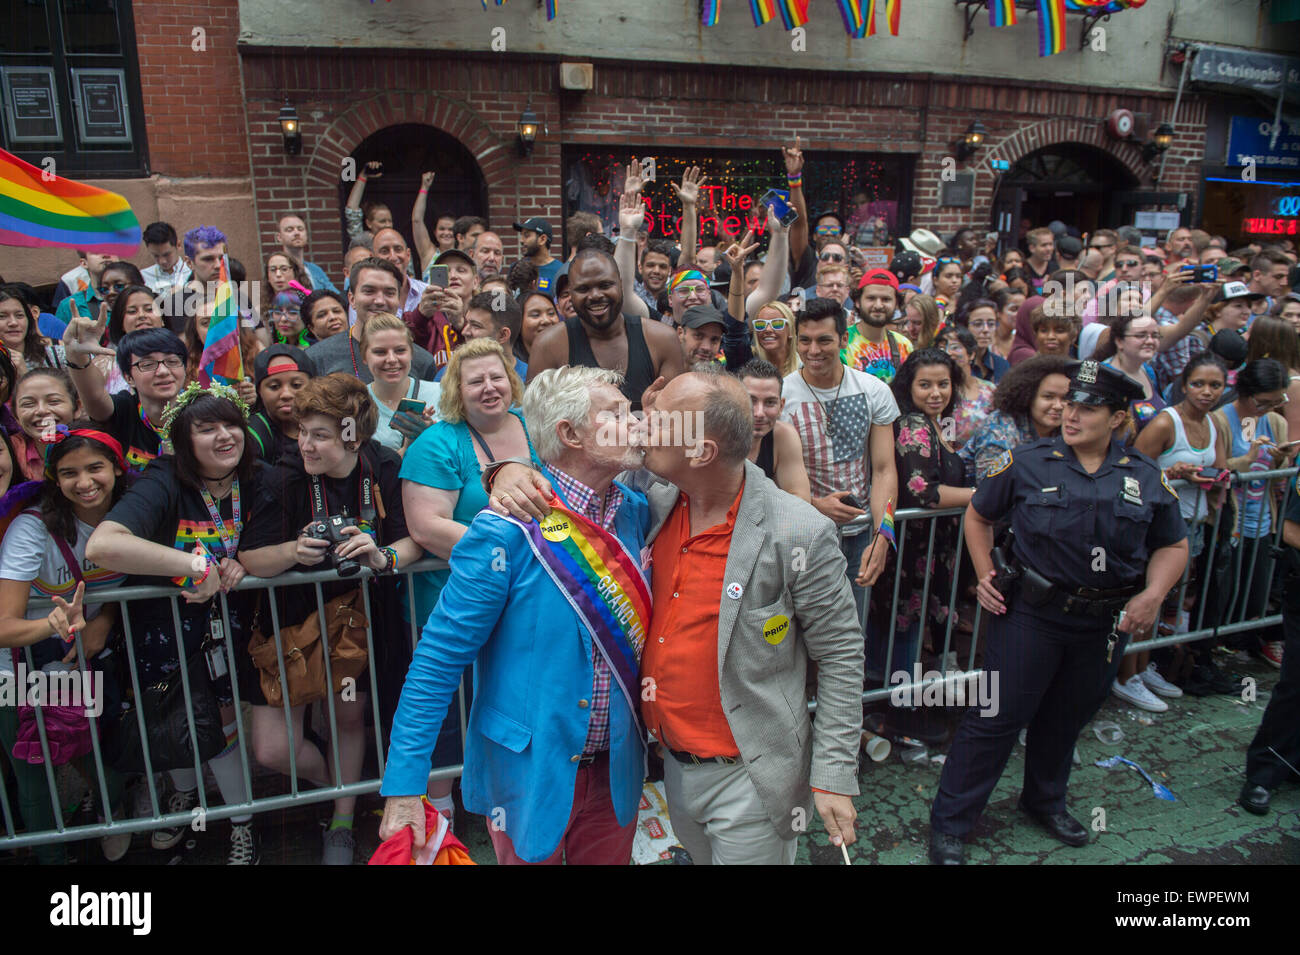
[
  {"x1": 418, "y1": 188, "x2": 428, "y2": 195},
  {"x1": 196, "y1": 553, "x2": 217, "y2": 585},
  {"x1": 358, "y1": 175, "x2": 367, "y2": 183},
  {"x1": 382, "y1": 546, "x2": 399, "y2": 574},
  {"x1": 617, "y1": 235, "x2": 637, "y2": 244},
  {"x1": 786, "y1": 175, "x2": 803, "y2": 187},
  {"x1": 64, "y1": 356, "x2": 91, "y2": 371}
]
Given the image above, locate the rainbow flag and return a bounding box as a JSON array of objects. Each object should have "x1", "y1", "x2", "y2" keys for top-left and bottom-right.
[
  {"x1": 989, "y1": 0, "x2": 1017, "y2": 26},
  {"x1": 1037, "y1": 0, "x2": 1067, "y2": 55},
  {"x1": 198, "y1": 256, "x2": 243, "y2": 386},
  {"x1": 877, "y1": 497, "x2": 896, "y2": 550},
  {"x1": 750, "y1": 0, "x2": 776, "y2": 24},
  {"x1": 836, "y1": 0, "x2": 868, "y2": 36},
  {"x1": 701, "y1": 0, "x2": 720, "y2": 25},
  {"x1": 777, "y1": 0, "x2": 808, "y2": 29},
  {"x1": 0, "y1": 148, "x2": 140, "y2": 258},
  {"x1": 865, "y1": 0, "x2": 900, "y2": 36},
  {"x1": 544, "y1": 0, "x2": 556, "y2": 18}
]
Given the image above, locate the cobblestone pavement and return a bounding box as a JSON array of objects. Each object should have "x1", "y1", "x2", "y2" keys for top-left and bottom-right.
[{"x1": 5, "y1": 656, "x2": 1295, "y2": 866}]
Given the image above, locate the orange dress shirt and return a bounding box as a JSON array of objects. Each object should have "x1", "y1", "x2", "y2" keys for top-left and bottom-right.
[{"x1": 640, "y1": 480, "x2": 745, "y2": 758}]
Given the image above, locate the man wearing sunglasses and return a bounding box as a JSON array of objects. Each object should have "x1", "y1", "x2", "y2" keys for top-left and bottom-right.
[{"x1": 1087, "y1": 229, "x2": 1120, "y2": 281}]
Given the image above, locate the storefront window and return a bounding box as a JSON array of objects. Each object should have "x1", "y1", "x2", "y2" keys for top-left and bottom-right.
[
  {"x1": 562, "y1": 146, "x2": 912, "y2": 253},
  {"x1": 1202, "y1": 177, "x2": 1300, "y2": 245}
]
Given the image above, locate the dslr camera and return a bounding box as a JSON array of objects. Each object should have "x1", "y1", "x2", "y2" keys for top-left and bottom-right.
[{"x1": 308, "y1": 514, "x2": 363, "y2": 577}]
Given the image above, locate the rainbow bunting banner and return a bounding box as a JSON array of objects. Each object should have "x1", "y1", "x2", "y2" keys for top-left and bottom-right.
[
  {"x1": 0, "y1": 148, "x2": 140, "y2": 258},
  {"x1": 750, "y1": 0, "x2": 777, "y2": 24},
  {"x1": 989, "y1": 0, "x2": 1017, "y2": 26},
  {"x1": 1037, "y1": 0, "x2": 1066, "y2": 55},
  {"x1": 198, "y1": 256, "x2": 243, "y2": 387},
  {"x1": 776, "y1": 0, "x2": 809, "y2": 29},
  {"x1": 835, "y1": 0, "x2": 868, "y2": 37},
  {"x1": 701, "y1": 0, "x2": 720, "y2": 25},
  {"x1": 865, "y1": 0, "x2": 900, "y2": 35}
]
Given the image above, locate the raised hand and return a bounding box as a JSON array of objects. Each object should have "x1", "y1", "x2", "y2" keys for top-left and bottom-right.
[
  {"x1": 364, "y1": 161, "x2": 383, "y2": 179},
  {"x1": 783, "y1": 135, "x2": 804, "y2": 178},
  {"x1": 62, "y1": 299, "x2": 116, "y2": 359},
  {"x1": 671, "y1": 165, "x2": 707, "y2": 207},
  {"x1": 420, "y1": 171, "x2": 435, "y2": 189},
  {"x1": 624, "y1": 158, "x2": 645, "y2": 197},
  {"x1": 619, "y1": 189, "x2": 646, "y2": 235},
  {"x1": 724, "y1": 230, "x2": 759, "y2": 270}
]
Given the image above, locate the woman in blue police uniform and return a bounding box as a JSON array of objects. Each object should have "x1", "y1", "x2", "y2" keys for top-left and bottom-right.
[{"x1": 929, "y1": 360, "x2": 1188, "y2": 865}]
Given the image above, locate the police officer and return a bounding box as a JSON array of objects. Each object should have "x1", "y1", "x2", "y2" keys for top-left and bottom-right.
[
  {"x1": 1238, "y1": 472, "x2": 1300, "y2": 815},
  {"x1": 929, "y1": 359, "x2": 1188, "y2": 864}
]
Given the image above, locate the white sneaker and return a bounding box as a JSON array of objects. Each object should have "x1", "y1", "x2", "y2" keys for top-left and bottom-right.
[
  {"x1": 1112, "y1": 675, "x2": 1169, "y2": 713},
  {"x1": 1139, "y1": 662, "x2": 1183, "y2": 698},
  {"x1": 152, "y1": 788, "x2": 198, "y2": 850},
  {"x1": 99, "y1": 819, "x2": 131, "y2": 862}
]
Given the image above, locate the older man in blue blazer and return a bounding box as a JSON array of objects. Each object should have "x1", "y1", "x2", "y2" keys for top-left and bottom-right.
[{"x1": 379, "y1": 366, "x2": 652, "y2": 864}]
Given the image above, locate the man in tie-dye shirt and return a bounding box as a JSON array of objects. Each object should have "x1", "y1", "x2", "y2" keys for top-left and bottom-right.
[{"x1": 841, "y1": 268, "x2": 912, "y2": 385}]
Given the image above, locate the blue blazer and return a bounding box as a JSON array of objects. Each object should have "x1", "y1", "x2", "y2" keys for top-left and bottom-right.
[{"x1": 381, "y1": 480, "x2": 651, "y2": 862}]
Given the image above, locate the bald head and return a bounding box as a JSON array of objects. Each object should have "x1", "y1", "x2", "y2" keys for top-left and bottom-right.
[
  {"x1": 647, "y1": 368, "x2": 752, "y2": 480},
  {"x1": 372, "y1": 228, "x2": 411, "y2": 274}
]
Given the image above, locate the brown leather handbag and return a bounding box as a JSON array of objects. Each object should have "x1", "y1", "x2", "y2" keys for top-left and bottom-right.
[{"x1": 248, "y1": 588, "x2": 370, "y2": 708}]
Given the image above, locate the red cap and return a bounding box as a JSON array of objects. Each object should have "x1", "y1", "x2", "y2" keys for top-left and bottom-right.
[{"x1": 857, "y1": 268, "x2": 899, "y2": 291}]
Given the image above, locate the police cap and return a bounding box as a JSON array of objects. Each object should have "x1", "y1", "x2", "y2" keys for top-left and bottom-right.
[{"x1": 1064, "y1": 359, "x2": 1144, "y2": 407}]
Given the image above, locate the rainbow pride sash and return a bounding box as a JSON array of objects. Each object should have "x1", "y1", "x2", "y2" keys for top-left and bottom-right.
[{"x1": 496, "y1": 498, "x2": 651, "y2": 729}]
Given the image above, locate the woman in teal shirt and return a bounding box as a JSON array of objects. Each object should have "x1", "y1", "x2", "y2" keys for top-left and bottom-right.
[{"x1": 399, "y1": 338, "x2": 538, "y2": 822}]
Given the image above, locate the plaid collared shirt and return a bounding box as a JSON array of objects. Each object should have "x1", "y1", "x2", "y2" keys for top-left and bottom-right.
[{"x1": 545, "y1": 466, "x2": 625, "y2": 755}]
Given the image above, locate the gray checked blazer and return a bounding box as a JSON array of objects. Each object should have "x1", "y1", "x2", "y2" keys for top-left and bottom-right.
[{"x1": 645, "y1": 460, "x2": 864, "y2": 839}]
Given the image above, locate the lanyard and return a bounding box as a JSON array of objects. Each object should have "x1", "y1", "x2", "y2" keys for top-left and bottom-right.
[
  {"x1": 199, "y1": 479, "x2": 241, "y2": 558},
  {"x1": 138, "y1": 401, "x2": 164, "y2": 437}
]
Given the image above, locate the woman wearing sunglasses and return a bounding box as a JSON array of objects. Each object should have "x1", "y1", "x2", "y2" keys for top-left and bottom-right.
[
  {"x1": 749, "y1": 302, "x2": 799, "y2": 377},
  {"x1": 931, "y1": 257, "x2": 965, "y2": 316}
]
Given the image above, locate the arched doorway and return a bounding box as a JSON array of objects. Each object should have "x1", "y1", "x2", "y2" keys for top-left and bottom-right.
[
  {"x1": 337, "y1": 123, "x2": 488, "y2": 254},
  {"x1": 991, "y1": 143, "x2": 1141, "y2": 244}
]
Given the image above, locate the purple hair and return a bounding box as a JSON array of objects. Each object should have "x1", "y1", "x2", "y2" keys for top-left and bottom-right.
[{"x1": 183, "y1": 225, "x2": 228, "y2": 259}]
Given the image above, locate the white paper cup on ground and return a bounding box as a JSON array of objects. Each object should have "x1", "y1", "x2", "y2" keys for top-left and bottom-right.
[{"x1": 861, "y1": 730, "x2": 891, "y2": 762}]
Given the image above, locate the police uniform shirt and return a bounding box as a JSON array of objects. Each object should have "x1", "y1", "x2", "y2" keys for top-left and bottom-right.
[{"x1": 972, "y1": 436, "x2": 1187, "y2": 590}]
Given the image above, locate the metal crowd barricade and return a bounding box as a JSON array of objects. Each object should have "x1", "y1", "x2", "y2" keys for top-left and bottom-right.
[
  {"x1": 3, "y1": 466, "x2": 1296, "y2": 853},
  {"x1": 0, "y1": 557, "x2": 454, "y2": 852},
  {"x1": 833, "y1": 464, "x2": 1298, "y2": 709}
]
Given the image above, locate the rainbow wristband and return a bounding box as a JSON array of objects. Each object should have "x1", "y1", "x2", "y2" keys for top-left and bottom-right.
[{"x1": 787, "y1": 175, "x2": 803, "y2": 188}]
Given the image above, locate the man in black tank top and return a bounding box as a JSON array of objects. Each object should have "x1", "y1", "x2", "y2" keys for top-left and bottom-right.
[
  {"x1": 527, "y1": 249, "x2": 685, "y2": 409},
  {"x1": 739, "y1": 358, "x2": 812, "y2": 501}
]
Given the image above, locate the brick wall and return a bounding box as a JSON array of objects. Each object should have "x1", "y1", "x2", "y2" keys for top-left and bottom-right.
[
  {"x1": 134, "y1": 0, "x2": 250, "y2": 178},
  {"x1": 235, "y1": 49, "x2": 1204, "y2": 275}
]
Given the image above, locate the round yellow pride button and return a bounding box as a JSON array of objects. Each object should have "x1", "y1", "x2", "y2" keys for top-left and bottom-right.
[
  {"x1": 540, "y1": 512, "x2": 572, "y2": 542},
  {"x1": 763, "y1": 613, "x2": 791, "y2": 646}
]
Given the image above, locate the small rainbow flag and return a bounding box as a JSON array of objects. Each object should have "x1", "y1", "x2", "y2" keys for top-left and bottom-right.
[
  {"x1": 777, "y1": 0, "x2": 809, "y2": 29},
  {"x1": 199, "y1": 256, "x2": 243, "y2": 387},
  {"x1": 865, "y1": 0, "x2": 901, "y2": 36},
  {"x1": 750, "y1": 0, "x2": 776, "y2": 24},
  {"x1": 877, "y1": 497, "x2": 896, "y2": 550},
  {"x1": 701, "y1": 0, "x2": 720, "y2": 25},
  {"x1": 1037, "y1": 0, "x2": 1067, "y2": 55},
  {"x1": 989, "y1": 0, "x2": 1017, "y2": 26},
  {"x1": 836, "y1": 0, "x2": 868, "y2": 36},
  {"x1": 0, "y1": 148, "x2": 140, "y2": 258},
  {"x1": 545, "y1": 0, "x2": 556, "y2": 18}
]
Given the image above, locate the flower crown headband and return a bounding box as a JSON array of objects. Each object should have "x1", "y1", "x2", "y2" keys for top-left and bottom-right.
[{"x1": 160, "y1": 380, "x2": 250, "y2": 444}]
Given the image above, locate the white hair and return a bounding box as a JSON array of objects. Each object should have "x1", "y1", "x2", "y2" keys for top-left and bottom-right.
[{"x1": 522, "y1": 365, "x2": 626, "y2": 463}]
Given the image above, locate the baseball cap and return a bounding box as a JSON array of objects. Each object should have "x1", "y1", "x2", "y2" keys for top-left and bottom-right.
[
  {"x1": 857, "y1": 268, "x2": 900, "y2": 292},
  {"x1": 254, "y1": 343, "x2": 316, "y2": 390},
  {"x1": 433, "y1": 248, "x2": 474, "y2": 270},
  {"x1": 1056, "y1": 235, "x2": 1083, "y2": 258},
  {"x1": 890, "y1": 250, "x2": 922, "y2": 282},
  {"x1": 680, "y1": 304, "x2": 727, "y2": 331},
  {"x1": 1214, "y1": 281, "x2": 1265, "y2": 304},
  {"x1": 1215, "y1": 257, "x2": 1249, "y2": 278},
  {"x1": 1209, "y1": 328, "x2": 1249, "y2": 370},
  {"x1": 512, "y1": 217, "x2": 553, "y2": 240}
]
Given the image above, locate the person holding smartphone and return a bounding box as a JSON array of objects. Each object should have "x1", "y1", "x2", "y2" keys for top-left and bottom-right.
[{"x1": 362, "y1": 315, "x2": 440, "y2": 455}]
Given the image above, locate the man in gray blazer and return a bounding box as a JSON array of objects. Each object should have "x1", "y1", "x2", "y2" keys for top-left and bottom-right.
[{"x1": 488, "y1": 367, "x2": 863, "y2": 864}]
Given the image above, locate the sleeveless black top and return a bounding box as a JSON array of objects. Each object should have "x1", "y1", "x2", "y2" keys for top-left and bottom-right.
[
  {"x1": 755, "y1": 430, "x2": 776, "y2": 481},
  {"x1": 565, "y1": 314, "x2": 656, "y2": 411}
]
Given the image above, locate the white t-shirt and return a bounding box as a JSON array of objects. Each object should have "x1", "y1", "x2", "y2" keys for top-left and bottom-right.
[
  {"x1": 0, "y1": 512, "x2": 125, "y2": 673},
  {"x1": 369, "y1": 378, "x2": 442, "y2": 452},
  {"x1": 781, "y1": 366, "x2": 900, "y2": 536}
]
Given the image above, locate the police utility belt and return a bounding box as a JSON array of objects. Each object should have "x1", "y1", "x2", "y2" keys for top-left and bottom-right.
[{"x1": 992, "y1": 546, "x2": 1140, "y2": 617}]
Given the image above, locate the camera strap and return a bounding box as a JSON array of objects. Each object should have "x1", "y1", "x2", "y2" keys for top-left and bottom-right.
[{"x1": 308, "y1": 458, "x2": 377, "y2": 533}]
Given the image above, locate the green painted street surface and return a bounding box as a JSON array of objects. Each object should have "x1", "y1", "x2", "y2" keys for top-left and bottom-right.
[{"x1": 3, "y1": 656, "x2": 1295, "y2": 865}]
